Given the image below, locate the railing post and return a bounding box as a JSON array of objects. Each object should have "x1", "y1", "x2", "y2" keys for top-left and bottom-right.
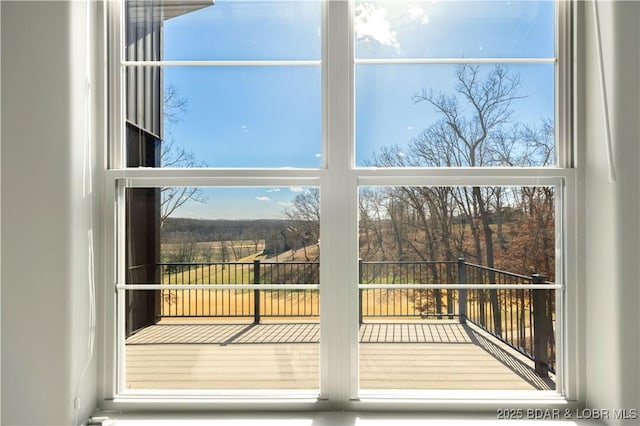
[
  {"x1": 358, "y1": 258, "x2": 363, "y2": 325},
  {"x1": 253, "y1": 259, "x2": 261, "y2": 324},
  {"x1": 457, "y1": 258, "x2": 467, "y2": 324},
  {"x1": 532, "y1": 273, "x2": 549, "y2": 377}
]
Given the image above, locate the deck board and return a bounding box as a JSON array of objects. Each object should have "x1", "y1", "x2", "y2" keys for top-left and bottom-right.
[{"x1": 125, "y1": 321, "x2": 554, "y2": 391}]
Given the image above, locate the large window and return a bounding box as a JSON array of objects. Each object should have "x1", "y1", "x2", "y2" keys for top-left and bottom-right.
[{"x1": 106, "y1": 0, "x2": 574, "y2": 404}]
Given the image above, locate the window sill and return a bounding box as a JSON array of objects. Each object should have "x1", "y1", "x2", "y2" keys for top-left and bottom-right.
[
  {"x1": 101, "y1": 390, "x2": 578, "y2": 415},
  {"x1": 93, "y1": 408, "x2": 596, "y2": 426}
]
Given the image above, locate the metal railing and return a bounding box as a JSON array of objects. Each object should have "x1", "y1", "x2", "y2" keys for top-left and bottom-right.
[
  {"x1": 158, "y1": 260, "x2": 319, "y2": 321},
  {"x1": 359, "y1": 260, "x2": 458, "y2": 320},
  {"x1": 460, "y1": 261, "x2": 555, "y2": 376},
  {"x1": 158, "y1": 258, "x2": 555, "y2": 376}
]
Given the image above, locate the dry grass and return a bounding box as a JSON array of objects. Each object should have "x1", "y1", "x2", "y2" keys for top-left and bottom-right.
[
  {"x1": 160, "y1": 287, "x2": 429, "y2": 319},
  {"x1": 161, "y1": 288, "x2": 319, "y2": 317},
  {"x1": 161, "y1": 240, "x2": 265, "y2": 263}
]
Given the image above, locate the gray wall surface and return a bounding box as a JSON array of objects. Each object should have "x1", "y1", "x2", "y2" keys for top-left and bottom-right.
[
  {"x1": 582, "y1": 2, "x2": 640, "y2": 424},
  {"x1": 1, "y1": 1, "x2": 99, "y2": 424}
]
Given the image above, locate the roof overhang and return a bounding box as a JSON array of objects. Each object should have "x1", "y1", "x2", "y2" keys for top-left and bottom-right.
[
  {"x1": 159, "y1": 0, "x2": 215, "y2": 21},
  {"x1": 127, "y1": 0, "x2": 214, "y2": 23}
]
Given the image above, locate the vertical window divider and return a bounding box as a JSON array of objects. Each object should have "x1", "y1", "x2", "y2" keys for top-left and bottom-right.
[{"x1": 321, "y1": 0, "x2": 359, "y2": 404}]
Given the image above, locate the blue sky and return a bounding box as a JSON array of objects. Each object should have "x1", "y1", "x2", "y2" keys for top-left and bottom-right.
[{"x1": 147, "y1": 0, "x2": 555, "y2": 220}]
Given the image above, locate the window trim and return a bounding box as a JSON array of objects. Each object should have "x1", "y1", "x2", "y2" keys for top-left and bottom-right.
[{"x1": 101, "y1": 0, "x2": 579, "y2": 409}]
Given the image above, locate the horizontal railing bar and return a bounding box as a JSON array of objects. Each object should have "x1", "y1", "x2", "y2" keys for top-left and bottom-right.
[
  {"x1": 118, "y1": 284, "x2": 320, "y2": 291},
  {"x1": 359, "y1": 260, "x2": 457, "y2": 265},
  {"x1": 359, "y1": 284, "x2": 561, "y2": 290},
  {"x1": 158, "y1": 262, "x2": 320, "y2": 266},
  {"x1": 158, "y1": 262, "x2": 254, "y2": 266},
  {"x1": 463, "y1": 262, "x2": 539, "y2": 281}
]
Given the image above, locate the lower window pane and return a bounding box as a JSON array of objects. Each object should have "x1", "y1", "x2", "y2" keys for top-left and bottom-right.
[
  {"x1": 122, "y1": 186, "x2": 320, "y2": 391},
  {"x1": 358, "y1": 186, "x2": 557, "y2": 391},
  {"x1": 123, "y1": 289, "x2": 320, "y2": 391}
]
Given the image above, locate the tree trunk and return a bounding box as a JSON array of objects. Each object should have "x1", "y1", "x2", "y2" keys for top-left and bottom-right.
[{"x1": 474, "y1": 186, "x2": 502, "y2": 337}]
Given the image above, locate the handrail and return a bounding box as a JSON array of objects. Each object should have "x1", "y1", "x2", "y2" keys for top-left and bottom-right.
[
  {"x1": 358, "y1": 260, "x2": 458, "y2": 265},
  {"x1": 463, "y1": 261, "x2": 533, "y2": 281}
]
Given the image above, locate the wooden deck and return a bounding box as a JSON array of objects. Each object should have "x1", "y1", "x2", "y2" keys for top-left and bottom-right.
[{"x1": 125, "y1": 321, "x2": 555, "y2": 391}]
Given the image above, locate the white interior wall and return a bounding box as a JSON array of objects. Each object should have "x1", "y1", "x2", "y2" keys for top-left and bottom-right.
[
  {"x1": 582, "y1": 1, "x2": 640, "y2": 425},
  {"x1": 1, "y1": 1, "x2": 98, "y2": 424}
]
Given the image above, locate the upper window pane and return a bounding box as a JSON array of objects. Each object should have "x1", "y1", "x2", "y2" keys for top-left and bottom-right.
[
  {"x1": 125, "y1": 0, "x2": 322, "y2": 61},
  {"x1": 354, "y1": 0, "x2": 555, "y2": 59},
  {"x1": 356, "y1": 63, "x2": 555, "y2": 167},
  {"x1": 125, "y1": 65, "x2": 322, "y2": 168}
]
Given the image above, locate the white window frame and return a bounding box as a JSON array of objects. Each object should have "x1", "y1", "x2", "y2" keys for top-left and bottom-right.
[{"x1": 100, "y1": 0, "x2": 579, "y2": 411}]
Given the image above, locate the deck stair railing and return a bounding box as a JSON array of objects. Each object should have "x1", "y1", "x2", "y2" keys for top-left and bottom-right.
[{"x1": 159, "y1": 258, "x2": 555, "y2": 376}]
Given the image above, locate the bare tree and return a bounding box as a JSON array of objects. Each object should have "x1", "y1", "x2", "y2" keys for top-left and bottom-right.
[
  {"x1": 411, "y1": 64, "x2": 529, "y2": 333},
  {"x1": 358, "y1": 187, "x2": 390, "y2": 261},
  {"x1": 160, "y1": 140, "x2": 207, "y2": 225},
  {"x1": 367, "y1": 64, "x2": 555, "y2": 332},
  {"x1": 160, "y1": 84, "x2": 206, "y2": 226},
  {"x1": 164, "y1": 83, "x2": 189, "y2": 126},
  {"x1": 283, "y1": 188, "x2": 320, "y2": 261}
]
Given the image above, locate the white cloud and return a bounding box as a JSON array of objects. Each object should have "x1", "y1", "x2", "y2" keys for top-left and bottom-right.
[
  {"x1": 411, "y1": 7, "x2": 431, "y2": 25},
  {"x1": 278, "y1": 202, "x2": 294, "y2": 208},
  {"x1": 409, "y1": 6, "x2": 424, "y2": 19},
  {"x1": 354, "y1": 3, "x2": 399, "y2": 48},
  {"x1": 256, "y1": 196, "x2": 271, "y2": 202},
  {"x1": 267, "y1": 188, "x2": 281, "y2": 193},
  {"x1": 408, "y1": 5, "x2": 431, "y2": 24},
  {"x1": 290, "y1": 187, "x2": 304, "y2": 193},
  {"x1": 315, "y1": 153, "x2": 323, "y2": 158}
]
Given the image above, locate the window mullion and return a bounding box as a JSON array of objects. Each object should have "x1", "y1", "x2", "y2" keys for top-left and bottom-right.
[
  {"x1": 556, "y1": 0, "x2": 574, "y2": 168},
  {"x1": 108, "y1": 0, "x2": 125, "y2": 169},
  {"x1": 321, "y1": 0, "x2": 358, "y2": 403}
]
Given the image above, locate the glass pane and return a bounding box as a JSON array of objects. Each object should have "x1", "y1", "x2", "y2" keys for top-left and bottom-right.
[
  {"x1": 355, "y1": 63, "x2": 555, "y2": 167},
  {"x1": 355, "y1": 0, "x2": 555, "y2": 59},
  {"x1": 125, "y1": 66, "x2": 322, "y2": 168},
  {"x1": 125, "y1": 0, "x2": 322, "y2": 61},
  {"x1": 358, "y1": 186, "x2": 557, "y2": 391},
  {"x1": 123, "y1": 186, "x2": 320, "y2": 391}
]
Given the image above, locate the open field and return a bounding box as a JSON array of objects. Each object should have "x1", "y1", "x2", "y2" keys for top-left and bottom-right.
[{"x1": 161, "y1": 240, "x2": 266, "y2": 263}]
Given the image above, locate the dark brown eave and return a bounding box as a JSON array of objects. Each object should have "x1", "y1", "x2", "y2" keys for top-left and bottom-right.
[
  {"x1": 160, "y1": 0, "x2": 215, "y2": 21},
  {"x1": 127, "y1": 0, "x2": 214, "y2": 23}
]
